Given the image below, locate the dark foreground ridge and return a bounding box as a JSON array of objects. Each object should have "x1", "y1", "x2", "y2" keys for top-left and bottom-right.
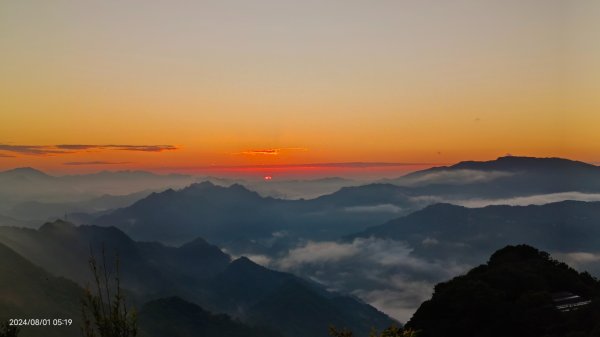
[{"x1": 406, "y1": 244, "x2": 600, "y2": 337}]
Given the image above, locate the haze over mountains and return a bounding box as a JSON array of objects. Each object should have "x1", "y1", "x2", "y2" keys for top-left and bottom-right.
[
  {"x1": 0, "y1": 167, "x2": 360, "y2": 226},
  {"x1": 0, "y1": 221, "x2": 394, "y2": 337},
  {"x1": 87, "y1": 156, "x2": 600, "y2": 251},
  {"x1": 2, "y1": 156, "x2": 600, "y2": 333}
]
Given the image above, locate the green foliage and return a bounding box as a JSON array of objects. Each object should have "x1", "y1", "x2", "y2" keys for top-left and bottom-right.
[
  {"x1": 81, "y1": 248, "x2": 137, "y2": 337},
  {"x1": 329, "y1": 324, "x2": 421, "y2": 337},
  {"x1": 0, "y1": 322, "x2": 19, "y2": 337}
]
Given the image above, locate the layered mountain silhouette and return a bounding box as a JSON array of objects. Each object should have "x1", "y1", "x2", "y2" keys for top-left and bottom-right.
[
  {"x1": 352, "y1": 200, "x2": 600, "y2": 264},
  {"x1": 138, "y1": 297, "x2": 283, "y2": 337},
  {"x1": 0, "y1": 242, "x2": 82, "y2": 337},
  {"x1": 406, "y1": 245, "x2": 600, "y2": 337},
  {"x1": 92, "y1": 181, "x2": 413, "y2": 248},
  {"x1": 387, "y1": 156, "x2": 600, "y2": 198},
  {"x1": 0, "y1": 168, "x2": 197, "y2": 215},
  {"x1": 88, "y1": 156, "x2": 600, "y2": 249},
  {"x1": 0, "y1": 240, "x2": 293, "y2": 337},
  {"x1": 0, "y1": 221, "x2": 394, "y2": 337}
]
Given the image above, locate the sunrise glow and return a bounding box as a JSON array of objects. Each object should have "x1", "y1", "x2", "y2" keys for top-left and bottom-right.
[{"x1": 1, "y1": 1, "x2": 598, "y2": 176}]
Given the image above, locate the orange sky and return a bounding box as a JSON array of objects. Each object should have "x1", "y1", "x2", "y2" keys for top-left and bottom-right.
[{"x1": 1, "y1": 1, "x2": 598, "y2": 176}]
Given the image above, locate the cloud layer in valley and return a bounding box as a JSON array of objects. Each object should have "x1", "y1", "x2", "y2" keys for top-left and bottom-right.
[
  {"x1": 250, "y1": 238, "x2": 470, "y2": 322},
  {"x1": 396, "y1": 169, "x2": 513, "y2": 187},
  {"x1": 452, "y1": 192, "x2": 600, "y2": 208}
]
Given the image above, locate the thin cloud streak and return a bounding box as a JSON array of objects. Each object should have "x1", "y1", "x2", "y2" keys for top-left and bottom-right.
[
  {"x1": 63, "y1": 161, "x2": 133, "y2": 166},
  {"x1": 0, "y1": 144, "x2": 72, "y2": 156},
  {"x1": 0, "y1": 144, "x2": 179, "y2": 156},
  {"x1": 56, "y1": 144, "x2": 179, "y2": 152},
  {"x1": 234, "y1": 147, "x2": 308, "y2": 156}
]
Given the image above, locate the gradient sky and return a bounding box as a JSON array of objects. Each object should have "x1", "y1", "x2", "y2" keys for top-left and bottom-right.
[{"x1": 1, "y1": 1, "x2": 598, "y2": 176}]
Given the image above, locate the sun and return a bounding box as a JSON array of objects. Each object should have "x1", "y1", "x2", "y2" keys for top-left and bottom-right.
[{"x1": 264, "y1": 175, "x2": 272, "y2": 181}]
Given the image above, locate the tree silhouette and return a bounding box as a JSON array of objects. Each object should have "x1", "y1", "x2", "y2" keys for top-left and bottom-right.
[
  {"x1": 81, "y1": 246, "x2": 137, "y2": 337},
  {"x1": 329, "y1": 324, "x2": 421, "y2": 337},
  {"x1": 0, "y1": 321, "x2": 19, "y2": 337}
]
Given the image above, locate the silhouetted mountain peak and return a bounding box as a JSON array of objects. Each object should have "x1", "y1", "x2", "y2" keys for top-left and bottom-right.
[
  {"x1": 0, "y1": 167, "x2": 52, "y2": 179},
  {"x1": 180, "y1": 181, "x2": 261, "y2": 198},
  {"x1": 420, "y1": 202, "x2": 466, "y2": 212},
  {"x1": 230, "y1": 256, "x2": 260, "y2": 269},
  {"x1": 180, "y1": 236, "x2": 211, "y2": 248},
  {"x1": 450, "y1": 156, "x2": 597, "y2": 171},
  {"x1": 39, "y1": 219, "x2": 76, "y2": 233},
  {"x1": 187, "y1": 181, "x2": 217, "y2": 189}
]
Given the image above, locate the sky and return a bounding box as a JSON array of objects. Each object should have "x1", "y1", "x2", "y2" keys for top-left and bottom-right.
[{"x1": 1, "y1": 0, "x2": 598, "y2": 177}]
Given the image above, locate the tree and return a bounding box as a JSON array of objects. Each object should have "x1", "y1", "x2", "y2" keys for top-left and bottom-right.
[
  {"x1": 81, "y1": 247, "x2": 137, "y2": 337},
  {"x1": 329, "y1": 324, "x2": 421, "y2": 337},
  {"x1": 0, "y1": 321, "x2": 18, "y2": 337}
]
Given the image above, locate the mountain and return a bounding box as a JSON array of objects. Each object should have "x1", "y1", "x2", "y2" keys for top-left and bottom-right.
[
  {"x1": 0, "y1": 220, "x2": 229, "y2": 300},
  {"x1": 243, "y1": 177, "x2": 359, "y2": 200},
  {"x1": 3, "y1": 190, "x2": 152, "y2": 222},
  {"x1": 0, "y1": 242, "x2": 82, "y2": 337},
  {"x1": 387, "y1": 156, "x2": 600, "y2": 198},
  {"x1": 92, "y1": 181, "x2": 417, "y2": 249},
  {"x1": 0, "y1": 167, "x2": 52, "y2": 180},
  {"x1": 205, "y1": 257, "x2": 395, "y2": 337},
  {"x1": 0, "y1": 221, "x2": 394, "y2": 337},
  {"x1": 352, "y1": 200, "x2": 600, "y2": 265},
  {"x1": 0, "y1": 167, "x2": 198, "y2": 211},
  {"x1": 306, "y1": 183, "x2": 412, "y2": 208},
  {"x1": 0, "y1": 239, "x2": 305, "y2": 337},
  {"x1": 406, "y1": 245, "x2": 600, "y2": 337},
  {"x1": 138, "y1": 297, "x2": 283, "y2": 337},
  {"x1": 94, "y1": 182, "x2": 285, "y2": 245}
]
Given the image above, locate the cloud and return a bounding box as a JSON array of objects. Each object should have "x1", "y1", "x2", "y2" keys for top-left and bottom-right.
[
  {"x1": 0, "y1": 144, "x2": 72, "y2": 156},
  {"x1": 421, "y1": 237, "x2": 439, "y2": 246},
  {"x1": 0, "y1": 153, "x2": 16, "y2": 158},
  {"x1": 453, "y1": 192, "x2": 600, "y2": 208},
  {"x1": 551, "y1": 251, "x2": 600, "y2": 276},
  {"x1": 269, "y1": 238, "x2": 470, "y2": 322},
  {"x1": 244, "y1": 254, "x2": 273, "y2": 266},
  {"x1": 235, "y1": 147, "x2": 308, "y2": 156},
  {"x1": 63, "y1": 161, "x2": 133, "y2": 166},
  {"x1": 396, "y1": 169, "x2": 513, "y2": 187},
  {"x1": 344, "y1": 204, "x2": 403, "y2": 213},
  {"x1": 277, "y1": 241, "x2": 362, "y2": 269},
  {"x1": 353, "y1": 281, "x2": 436, "y2": 323},
  {"x1": 552, "y1": 251, "x2": 600, "y2": 268},
  {"x1": 0, "y1": 144, "x2": 178, "y2": 156},
  {"x1": 56, "y1": 144, "x2": 178, "y2": 152}
]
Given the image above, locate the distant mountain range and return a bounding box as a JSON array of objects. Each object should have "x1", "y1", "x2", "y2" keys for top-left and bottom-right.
[
  {"x1": 352, "y1": 200, "x2": 600, "y2": 266},
  {"x1": 3, "y1": 156, "x2": 600, "y2": 334},
  {"x1": 0, "y1": 167, "x2": 197, "y2": 203},
  {"x1": 0, "y1": 221, "x2": 394, "y2": 337},
  {"x1": 87, "y1": 156, "x2": 600, "y2": 250},
  {"x1": 92, "y1": 181, "x2": 415, "y2": 248},
  {"x1": 386, "y1": 156, "x2": 600, "y2": 198},
  {"x1": 0, "y1": 167, "x2": 358, "y2": 222}
]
